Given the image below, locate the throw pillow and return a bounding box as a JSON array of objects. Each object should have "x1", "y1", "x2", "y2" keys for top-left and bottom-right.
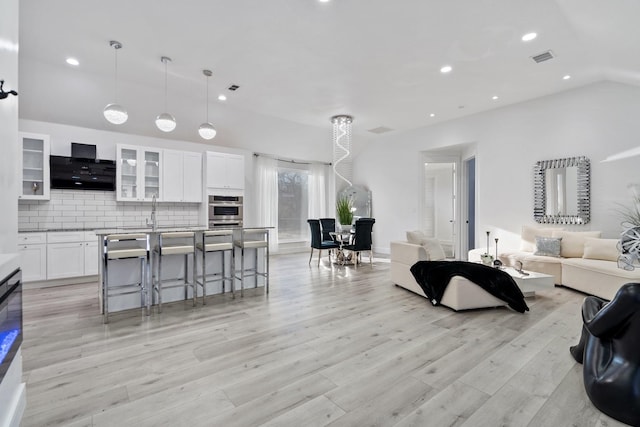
[
  {"x1": 421, "y1": 238, "x2": 446, "y2": 261},
  {"x1": 534, "y1": 236, "x2": 562, "y2": 257},
  {"x1": 583, "y1": 238, "x2": 619, "y2": 262},
  {"x1": 551, "y1": 230, "x2": 602, "y2": 258},
  {"x1": 406, "y1": 231, "x2": 446, "y2": 260},
  {"x1": 406, "y1": 230, "x2": 426, "y2": 245},
  {"x1": 520, "y1": 225, "x2": 563, "y2": 252}
]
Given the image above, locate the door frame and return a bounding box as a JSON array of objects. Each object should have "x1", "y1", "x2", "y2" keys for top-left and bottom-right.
[{"x1": 420, "y1": 153, "x2": 461, "y2": 259}]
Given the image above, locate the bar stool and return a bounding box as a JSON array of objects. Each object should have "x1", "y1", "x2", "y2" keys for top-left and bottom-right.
[
  {"x1": 102, "y1": 233, "x2": 150, "y2": 324},
  {"x1": 153, "y1": 231, "x2": 196, "y2": 312},
  {"x1": 195, "y1": 229, "x2": 234, "y2": 304},
  {"x1": 233, "y1": 228, "x2": 270, "y2": 297}
]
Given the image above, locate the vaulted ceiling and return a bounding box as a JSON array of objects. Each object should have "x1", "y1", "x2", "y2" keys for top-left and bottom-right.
[{"x1": 17, "y1": 0, "x2": 640, "y2": 153}]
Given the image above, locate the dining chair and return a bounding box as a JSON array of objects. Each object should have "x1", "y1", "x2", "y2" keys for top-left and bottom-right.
[
  {"x1": 308, "y1": 219, "x2": 339, "y2": 266},
  {"x1": 319, "y1": 218, "x2": 336, "y2": 243},
  {"x1": 343, "y1": 218, "x2": 375, "y2": 264}
]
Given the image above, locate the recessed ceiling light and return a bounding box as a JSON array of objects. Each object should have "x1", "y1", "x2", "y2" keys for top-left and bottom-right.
[
  {"x1": 66, "y1": 57, "x2": 79, "y2": 66},
  {"x1": 218, "y1": 94, "x2": 227, "y2": 101},
  {"x1": 522, "y1": 32, "x2": 537, "y2": 42},
  {"x1": 440, "y1": 65, "x2": 452, "y2": 74},
  {"x1": 429, "y1": 113, "x2": 435, "y2": 117},
  {"x1": 563, "y1": 75, "x2": 571, "y2": 80},
  {"x1": 492, "y1": 95, "x2": 499, "y2": 100},
  {"x1": 319, "y1": 0, "x2": 331, "y2": 2}
]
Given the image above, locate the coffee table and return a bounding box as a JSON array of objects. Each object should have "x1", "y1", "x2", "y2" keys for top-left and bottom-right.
[{"x1": 502, "y1": 266, "x2": 554, "y2": 297}]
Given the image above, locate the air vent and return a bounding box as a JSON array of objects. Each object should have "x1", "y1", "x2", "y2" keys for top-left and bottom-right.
[
  {"x1": 228, "y1": 84, "x2": 240, "y2": 91},
  {"x1": 531, "y1": 50, "x2": 554, "y2": 63},
  {"x1": 367, "y1": 126, "x2": 394, "y2": 134}
]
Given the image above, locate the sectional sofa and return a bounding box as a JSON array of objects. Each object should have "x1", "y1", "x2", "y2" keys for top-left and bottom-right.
[{"x1": 469, "y1": 225, "x2": 640, "y2": 301}]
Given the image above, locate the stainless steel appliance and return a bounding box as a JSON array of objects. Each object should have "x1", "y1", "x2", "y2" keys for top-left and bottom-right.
[{"x1": 208, "y1": 195, "x2": 243, "y2": 228}]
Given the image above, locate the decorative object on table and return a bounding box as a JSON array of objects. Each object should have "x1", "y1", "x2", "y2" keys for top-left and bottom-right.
[
  {"x1": 336, "y1": 196, "x2": 354, "y2": 231},
  {"x1": 31, "y1": 182, "x2": 39, "y2": 194},
  {"x1": 615, "y1": 190, "x2": 640, "y2": 270},
  {"x1": 480, "y1": 231, "x2": 494, "y2": 265},
  {"x1": 492, "y1": 238, "x2": 503, "y2": 268},
  {"x1": 0, "y1": 79, "x2": 18, "y2": 100},
  {"x1": 569, "y1": 283, "x2": 640, "y2": 426}
]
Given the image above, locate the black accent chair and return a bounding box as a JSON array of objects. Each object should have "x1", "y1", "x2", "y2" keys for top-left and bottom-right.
[
  {"x1": 570, "y1": 283, "x2": 640, "y2": 426},
  {"x1": 307, "y1": 219, "x2": 339, "y2": 266},
  {"x1": 319, "y1": 218, "x2": 336, "y2": 243},
  {"x1": 343, "y1": 218, "x2": 375, "y2": 265}
]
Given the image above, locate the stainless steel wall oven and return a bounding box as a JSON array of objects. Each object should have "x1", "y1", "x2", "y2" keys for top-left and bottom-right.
[{"x1": 208, "y1": 195, "x2": 243, "y2": 228}]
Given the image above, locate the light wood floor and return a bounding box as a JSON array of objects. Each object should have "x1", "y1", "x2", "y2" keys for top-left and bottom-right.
[{"x1": 20, "y1": 252, "x2": 627, "y2": 427}]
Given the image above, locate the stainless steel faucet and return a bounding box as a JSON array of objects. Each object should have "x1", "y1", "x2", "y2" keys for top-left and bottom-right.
[{"x1": 146, "y1": 193, "x2": 158, "y2": 230}]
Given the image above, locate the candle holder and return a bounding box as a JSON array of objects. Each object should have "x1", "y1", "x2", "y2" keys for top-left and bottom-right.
[
  {"x1": 493, "y1": 238, "x2": 503, "y2": 268},
  {"x1": 480, "y1": 231, "x2": 494, "y2": 265}
]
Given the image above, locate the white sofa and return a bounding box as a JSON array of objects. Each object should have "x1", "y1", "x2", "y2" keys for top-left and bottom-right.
[
  {"x1": 469, "y1": 225, "x2": 640, "y2": 301},
  {"x1": 390, "y1": 232, "x2": 507, "y2": 311}
]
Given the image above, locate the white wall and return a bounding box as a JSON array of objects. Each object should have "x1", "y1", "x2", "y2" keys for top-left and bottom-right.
[
  {"x1": 0, "y1": 0, "x2": 19, "y2": 252},
  {"x1": 0, "y1": 2, "x2": 25, "y2": 425},
  {"x1": 354, "y1": 81, "x2": 640, "y2": 254}
]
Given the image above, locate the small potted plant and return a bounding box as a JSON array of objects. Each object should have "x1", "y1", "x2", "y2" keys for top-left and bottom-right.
[{"x1": 336, "y1": 196, "x2": 354, "y2": 231}]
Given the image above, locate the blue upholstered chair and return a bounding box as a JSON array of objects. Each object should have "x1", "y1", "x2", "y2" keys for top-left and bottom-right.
[
  {"x1": 307, "y1": 219, "x2": 339, "y2": 266},
  {"x1": 343, "y1": 218, "x2": 375, "y2": 264}
]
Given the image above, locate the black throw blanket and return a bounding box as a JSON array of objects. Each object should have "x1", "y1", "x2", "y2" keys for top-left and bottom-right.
[{"x1": 410, "y1": 261, "x2": 529, "y2": 313}]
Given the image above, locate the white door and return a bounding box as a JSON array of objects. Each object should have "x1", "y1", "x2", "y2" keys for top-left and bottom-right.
[{"x1": 423, "y1": 159, "x2": 457, "y2": 258}]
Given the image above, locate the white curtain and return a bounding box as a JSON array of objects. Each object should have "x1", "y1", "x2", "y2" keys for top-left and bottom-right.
[
  {"x1": 308, "y1": 163, "x2": 329, "y2": 218},
  {"x1": 255, "y1": 156, "x2": 279, "y2": 251}
]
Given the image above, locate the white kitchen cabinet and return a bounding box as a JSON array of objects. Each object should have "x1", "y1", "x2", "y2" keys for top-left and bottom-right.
[
  {"x1": 47, "y1": 231, "x2": 98, "y2": 279},
  {"x1": 17, "y1": 232, "x2": 47, "y2": 282},
  {"x1": 19, "y1": 132, "x2": 50, "y2": 200},
  {"x1": 163, "y1": 150, "x2": 202, "y2": 203},
  {"x1": 84, "y1": 239, "x2": 99, "y2": 276},
  {"x1": 183, "y1": 152, "x2": 203, "y2": 202},
  {"x1": 116, "y1": 144, "x2": 162, "y2": 202},
  {"x1": 47, "y1": 241, "x2": 85, "y2": 279},
  {"x1": 206, "y1": 152, "x2": 244, "y2": 192}
]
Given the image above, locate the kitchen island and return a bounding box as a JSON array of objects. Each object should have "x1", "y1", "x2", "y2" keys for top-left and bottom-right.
[{"x1": 95, "y1": 226, "x2": 271, "y2": 318}]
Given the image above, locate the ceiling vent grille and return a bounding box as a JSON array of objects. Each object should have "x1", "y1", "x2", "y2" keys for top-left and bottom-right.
[
  {"x1": 228, "y1": 84, "x2": 240, "y2": 91},
  {"x1": 531, "y1": 50, "x2": 554, "y2": 63},
  {"x1": 368, "y1": 126, "x2": 394, "y2": 134}
]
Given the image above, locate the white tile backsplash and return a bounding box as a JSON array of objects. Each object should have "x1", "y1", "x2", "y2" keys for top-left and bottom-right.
[{"x1": 19, "y1": 189, "x2": 202, "y2": 231}]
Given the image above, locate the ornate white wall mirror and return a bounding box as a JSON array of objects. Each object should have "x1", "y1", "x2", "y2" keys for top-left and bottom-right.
[{"x1": 534, "y1": 156, "x2": 590, "y2": 224}]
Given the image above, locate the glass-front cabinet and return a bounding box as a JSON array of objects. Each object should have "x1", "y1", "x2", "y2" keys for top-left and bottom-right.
[
  {"x1": 116, "y1": 144, "x2": 162, "y2": 201},
  {"x1": 19, "y1": 132, "x2": 50, "y2": 200}
]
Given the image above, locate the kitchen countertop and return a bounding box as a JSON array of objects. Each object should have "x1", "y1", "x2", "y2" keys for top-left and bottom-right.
[{"x1": 95, "y1": 226, "x2": 209, "y2": 235}]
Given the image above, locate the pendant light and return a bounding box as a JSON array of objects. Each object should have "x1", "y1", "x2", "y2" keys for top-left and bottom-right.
[
  {"x1": 155, "y1": 56, "x2": 176, "y2": 132},
  {"x1": 103, "y1": 40, "x2": 128, "y2": 125},
  {"x1": 198, "y1": 69, "x2": 217, "y2": 140}
]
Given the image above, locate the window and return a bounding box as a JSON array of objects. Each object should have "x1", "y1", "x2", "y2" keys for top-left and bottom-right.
[{"x1": 278, "y1": 166, "x2": 309, "y2": 242}]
